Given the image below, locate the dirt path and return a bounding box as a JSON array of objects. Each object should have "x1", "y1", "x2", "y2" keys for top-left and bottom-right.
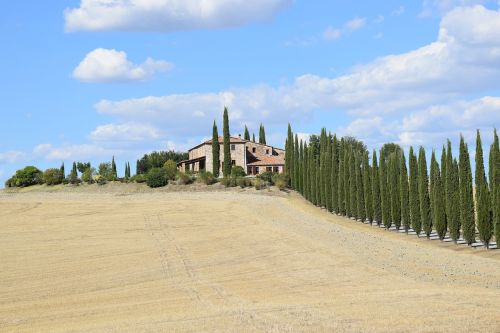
[{"x1": 0, "y1": 190, "x2": 499, "y2": 332}]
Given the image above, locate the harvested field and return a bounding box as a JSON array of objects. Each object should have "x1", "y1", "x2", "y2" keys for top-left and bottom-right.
[{"x1": 1, "y1": 187, "x2": 499, "y2": 332}]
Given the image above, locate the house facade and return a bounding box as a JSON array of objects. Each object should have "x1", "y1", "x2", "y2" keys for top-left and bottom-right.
[{"x1": 177, "y1": 136, "x2": 285, "y2": 176}]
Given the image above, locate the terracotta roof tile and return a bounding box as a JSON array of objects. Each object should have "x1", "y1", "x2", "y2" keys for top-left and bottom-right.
[{"x1": 247, "y1": 155, "x2": 284, "y2": 166}]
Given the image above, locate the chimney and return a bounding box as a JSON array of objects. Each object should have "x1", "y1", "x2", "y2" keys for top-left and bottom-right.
[{"x1": 238, "y1": 134, "x2": 241, "y2": 139}]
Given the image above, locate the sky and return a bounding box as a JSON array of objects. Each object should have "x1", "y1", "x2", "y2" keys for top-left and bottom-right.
[{"x1": 1, "y1": 0, "x2": 499, "y2": 185}]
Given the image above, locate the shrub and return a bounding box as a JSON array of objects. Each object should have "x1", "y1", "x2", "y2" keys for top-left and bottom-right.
[
  {"x1": 132, "y1": 174, "x2": 147, "y2": 183},
  {"x1": 95, "y1": 175, "x2": 107, "y2": 185},
  {"x1": 12, "y1": 166, "x2": 43, "y2": 187},
  {"x1": 146, "y1": 168, "x2": 168, "y2": 188},
  {"x1": 198, "y1": 171, "x2": 216, "y2": 185},
  {"x1": 253, "y1": 178, "x2": 267, "y2": 190},
  {"x1": 176, "y1": 171, "x2": 194, "y2": 185},
  {"x1": 5, "y1": 177, "x2": 16, "y2": 188},
  {"x1": 272, "y1": 173, "x2": 290, "y2": 190},
  {"x1": 81, "y1": 167, "x2": 95, "y2": 184},
  {"x1": 98, "y1": 163, "x2": 114, "y2": 181},
  {"x1": 237, "y1": 177, "x2": 251, "y2": 188},
  {"x1": 221, "y1": 177, "x2": 236, "y2": 187},
  {"x1": 43, "y1": 168, "x2": 63, "y2": 185},
  {"x1": 163, "y1": 160, "x2": 177, "y2": 180},
  {"x1": 257, "y1": 171, "x2": 274, "y2": 184},
  {"x1": 231, "y1": 166, "x2": 246, "y2": 178}
]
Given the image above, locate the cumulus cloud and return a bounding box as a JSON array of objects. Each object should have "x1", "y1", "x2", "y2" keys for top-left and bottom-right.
[
  {"x1": 322, "y1": 16, "x2": 367, "y2": 42},
  {"x1": 420, "y1": 0, "x2": 493, "y2": 17},
  {"x1": 90, "y1": 122, "x2": 161, "y2": 143},
  {"x1": 33, "y1": 143, "x2": 118, "y2": 161},
  {"x1": 345, "y1": 17, "x2": 366, "y2": 31},
  {"x1": 93, "y1": 5, "x2": 500, "y2": 149},
  {"x1": 64, "y1": 0, "x2": 291, "y2": 32},
  {"x1": 73, "y1": 48, "x2": 173, "y2": 83},
  {"x1": 0, "y1": 151, "x2": 26, "y2": 164}
]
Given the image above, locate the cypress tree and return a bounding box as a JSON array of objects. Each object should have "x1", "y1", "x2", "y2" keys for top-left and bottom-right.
[
  {"x1": 409, "y1": 147, "x2": 421, "y2": 235},
  {"x1": 212, "y1": 121, "x2": 220, "y2": 177},
  {"x1": 325, "y1": 135, "x2": 333, "y2": 212},
  {"x1": 418, "y1": 147, "x2": 432, "y2": 238},
  {"x1": 338, "y1": 144, "x2": 346, "y2": 215},
  {"x1": 389, "y1": 152, "x2": 401, "y2": 230},
  {"x1": 285, "y1": 124, "x2": 293, "y2": 180},
  {"x1": 128, "y1": 162, "x2": 132, "y2": 177},
  {"x1": 244, "y1": 125, "x2": 250, "y2": 141},
  {"x1": 60, "y1": 162, "x2": 65, "y2": 182},
  {"x1": 356, "y1": 152, "x2": 366, "y2": 221},
  {"x1": 319, "y1": 129, "x2": 327, "y2": 207},
  {"x1": 331, "y1": 135, "x2": 339, "y2": 214},
  {"x1": 344, "y1": 146, "x2": 351, "y2": 216},
  {"x1": 446, "y1": 141, "x2": 460, "y2": 242},
  {"x1": 222, "y1": 107, "x2": 231, "y2": 177},
  {"x1": 124, "y1": 162, "x2": 129, "y2": 179},
  {"x1": 475, "y1": 130, "x2": 492, "y2": 247},
  {"x1": 70, "y1": 161, "x2": 78, "y2": 183},
  {"x1": 490, "y1": 129, "x2": 500, "y2": 247},
  {"x1": 252, "y1": 133, "x2": 255, "y2": 143},
  {"x1": 372, "y1": 150, "x2": 381, "y2": 225},
  {"x1": 310, "y1": 152, "x2": 317, "y2": 205},
  {"x1": 303, "y1": 143, "x2": 309, "y2": 199},
  {"x1": 112, "y1": 156, "x2": 117, "y2": 179},
  {"x1": 380, "y1": 149, "x2": 391, "y2": 228},
  {"x1": 259, "y1": 124, "x2": 266, "y2": 144},
  {"x1": 315, "y1": 157, "x2": 321, "y2": 207},
  {"x1": 431, "y1": 151, "x2": 446, "y2": 240},
  {"x1": 440, "y1": 145, "x2": 448, "y2": 234},
  {"x1": 349, "y1": 148, "x2": 357, "y2": 218},
  {"x1": 459, "y1": 135, "x2": 475, "y2": 245},
  {"x1": 363, "y1": 151, "x2": 373, "y2": 223},
  {"x1": 400, "y1": 151, "x2": 410, "y2": 232},
  {"x1": 294, "y1": 134, "x2": 300, "y2": 190},
  {"x1": 299, "y1": 140, "x2": 304, "y2": 194}
]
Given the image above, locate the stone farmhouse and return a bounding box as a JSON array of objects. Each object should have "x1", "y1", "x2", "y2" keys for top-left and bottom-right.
[{"x1": 177, "y1": 135, "x2": 285, "y2": 176}]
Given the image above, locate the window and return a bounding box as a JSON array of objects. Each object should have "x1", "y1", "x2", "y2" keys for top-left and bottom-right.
[
  {"x1": 266, "y1": 167, "x2": 272, "y2": 172},
  {"x1": 252, "y1": 147, "x2": 256, "y2": 153},
  {"x1": 231, "y1": 144, "x2": 235, "y2": 151},
  {"x1": 255, "y1": 167, "x2": 259, "y2": 174},
  {"x1": 231, "y1": 160, "x2": 236, "y2": 166},
  {"x1": 266, "y1": 149, "x2": 270, "y2": 155},
  {"x1": 273, "y1": 167, "x2": 279, "y2": 173},
  {"x1": 247, "y1": 166, "x2": 253, "y2": 175}
]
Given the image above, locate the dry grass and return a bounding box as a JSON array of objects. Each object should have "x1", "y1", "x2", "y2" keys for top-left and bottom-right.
[{"x1": 0, "y1": 188, "x2": 499, "y2": 332}]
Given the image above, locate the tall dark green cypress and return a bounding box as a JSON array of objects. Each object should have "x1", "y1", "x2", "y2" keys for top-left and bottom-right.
[
  {"x1": 294, "y1": 134, "x2": 300, "y2": 190},
  {"x1": 112, "y1": 156, "x2": 117, "y2": 179},
  {"x1": 244, "y1": 125, "x2": 250, "y2": 141},
  {"x1": 372, "y1": 150, "x2": 381, "y2": 225},
  {"x1": 356, "y1": 152, "x2": 365, "y2": 221},
  {"x1": 431, "y1": 151, "x2": 446, "y2": 240},
  {"x1": 490, "y1": 129, "x2": 500, "y2": 246},
  {"x1": 440, "y1": 146, "x2": 448, "y2": 234},
  {"x1": 222, "y1": 107, "x2": 231, "y2": 177},
  {"x1": 212, "y1": 120, "x2": 220, "y2": 177},
  {"x1": 299, "y1": 140, "x2": 304, "y2": 194},
  {"x1": 315, "y1": 157, "x2": 321, "y2": 207},
  {"x1": 363, "y1": 151, "x2": 373, "y2": 223},
  {"x1": 303, "y1": 143, "x2": 309, "y2": 199},
  {"x1": 338, "y1": 144, "x2": 346, "y2": 215},
  {"x1": 349, "y1": 148, "x2": 357, "y2": 218},
  {"x1": 70, "y1": 161, "x2": 78, "y2": 183},
  {"x1": 252, "y1": 133, "x2": 255, "y2": 143},
  {"x1": 459, "y1": 135, "x2": 475, "y2": 245},
  {"x1": 331, "y1": 136, "x2": 339, "y2": 214},
  {"x1": 418, "y1": 147, "x2": 432, "y2": 238},
  {"x1": 475, "y1": 130, "x2": 492, "y2": 247},
  {"x1": 400, "y1": 151, "x2": 410, "y2": 232},
  {"x1": 259, "y1": 124, "x2": 266, "y2": 144},
  {"x1": 446, "y1": 140, "x2": 460, "y2": 242},
  {"x1": 285, "y1": 124, "x2": 293, "y2": 179},
  {"x1": 389, "y1": 152, "x2": 401, "y2": 230},
  {"x1": 344, "y1": 146, "x2": 351, "y2": 216},
  {"x1": 409, "y1": 147, "x2": 421, "y2": 235},
  {"x1": 124, "y1": 162, "x2": 129, "y2": 179},
  {"x1": 325, "y1": 135, "x2": 333, "y2": 212},
  {"x1": 60, "y1": 162, "x2": 65, "y2": 182},
  {"x1": 380, "y1": 149, "x2": 391, "y2": 228}
]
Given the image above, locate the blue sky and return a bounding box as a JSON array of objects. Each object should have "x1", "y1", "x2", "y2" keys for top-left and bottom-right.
[{"x1": 1, "y1": 0, "x2": 499, "y2": 184}]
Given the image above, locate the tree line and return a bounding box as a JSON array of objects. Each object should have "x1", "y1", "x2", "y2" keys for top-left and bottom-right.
[{"x1": 285, "y1": 126, "x2": 500, "y2": 248}]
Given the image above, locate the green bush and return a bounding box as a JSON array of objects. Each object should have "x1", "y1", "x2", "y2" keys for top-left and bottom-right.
[
  {"x1": 177, "y1": 171, "x2": 194, "y2": 185},
  {"x1": 221, "y1": 177, "x2": 236, "y2": 187},
  {"x1": 231, "y1": 166, "x2": 246, "y2": 178},
  {"x1": 43, "y1": 168, "x2": 63, "y2": 185},
  {"x1": 5, "y1": 177, "x2": 16, "y2": 188},
  {"x1": 253, "y1": 178, "x2": 267, "y2": 190},
  {"x1": 98, "y1": 162, "x2": 114, "y2": 181},
  {"x1": 95, "y1": 175, "x2": 107, "y2": 185},
  {"x1": 272, "y1": 173, "x2": 290, "y2": 190},
  {"x1": 81, "y1": 167, "x2": 95, "y2": 184},
  {"x1": 257, "y1": 171, "x2": 274, "y2": 184},
  {"x1": 163, "y1": 160, "x2": 177, "y2": 180},
  {"x1": 146, "y1": 168, "x2": 168, "y2": 188},
  {"x1": 12, "y1": 166, "x2": 43, "y2": 187},
  {"x1": 198, "y1": 171, "x2": 216, "y2": 185},
  {"x1": 236, "y1": 177, "x2": 248, "y2": 188}
]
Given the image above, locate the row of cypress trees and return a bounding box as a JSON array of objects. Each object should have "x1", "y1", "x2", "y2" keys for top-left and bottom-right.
[{"x1": 285, "y1": 126, "x2": 500, "y2": 248}]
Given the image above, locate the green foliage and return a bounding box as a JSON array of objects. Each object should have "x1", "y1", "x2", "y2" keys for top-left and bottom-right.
[
  {"x1": 259, "y1": 124, "x2": 266, "y2": 144},
  {"x1": 76, "y1": 162, "x2": 91, "y2": 174},
  {"x1": 253, "y1": 178, "x2": 267, "y2": 190},
  {"x1": 459, "y1": 135, "x2": 475, "y2": 245},
  {"x1": 131, "y1": 174, "x2": 147, "y2": 183},
  {"x1": 355, "y1": 152, "x2": 365, "y2": 221},
  {"x1": 418, "y1": 147, "x2": 432, "y2": 238},
  {"x1": 111, "y1": 156, "x2": 117, "y2": 180},
  {"x1": 293, "y1": 134, "x2": 300, "y2": 191},
  {"x1": 331, "y1": 136, "x2": 339, "y2": 214},
  {"x1": 349, "y1": 148, "x2": 357, "y2": 218},
  {"x1": 231, "y1": 165, "x2": 246, "y2": 178},
  {"x1": 380, "y1": 149, "x2": 390, "y2": 228},
  {"x1": 371, "y1": 150, "x2": 381, "y2": 225},
  {"x1": 176, "y1": 172, "x2": 194, "y2": 185},
  {"x1": 446, "y1": 141, "x2": 460, "y2": 242},
  {"x1": 43, "y1": 168, "x2": 63, "y2": 185},
  {"x1": 475, "y1": 130, "x2": 492, "y2": 247},
  {"x1": 60, "y1": 162, "x2": 65, "y2": 183},
  {"x1": 490, "y1": 129, "x2": 500, "y2": 247},
  {"x1": 98, "y1": 162, "x2": 113, "y2": 181},
  {"x1": 400, "y1": 151, "x2": 410, "y2": 232},
  {"x1": 431, "y1": 151, "x2": 446, "y2": 240},
  {"x1": 198, "y1": 171, "x2": 217, "y2": 185},
  {"x1": 136, "y1": 150, "x2": 188, "y2": 175},
  {"x1": 409, "y1": 147, "x2": 421, "y2": 235},
  {"x1": 244, "y1": 125, "x2": 250, "y2": 141},
  {"x1": 82, "y1": 167, "x2": 95, "y2": 184},
  {"x1": 236, "y1": 177, "x2": 252, "y2": 188},
  {"x1": 146, "y1": 168, "x2": 168, "y2": 188},
  {"x1": 13, "y1": 166, "x2": 43, "y2": 187},
  {"x1": 272, "y1": 173, "x2": 290, "y2": 190},
  {"x1": 257, "y1": 171, "x2": 274, "y2": 183},
  {"x1": 381, "y1": 143, "x2": 402, "y2": 161},
  {"x1": 223, "y1": 107, "x2": 232, "y2": 177},
  {"x1": 285, "y1": 124, "x2": 293, "y2": 184},
  {"x1": 337, "y1": 145, "x2": 346, "y2": 215},
  {"x1": 212, "y1": 121, "x2": 220, "y2": 177},
  {"x1": 163, "y1": 160, "x2": 178, "y2": 180},
  {"x1": 389, "y1": 152, "x2": 401, "y2": 229},
  {"x1": 68, "y1": 162, "x2": 79, "y2": 184}
]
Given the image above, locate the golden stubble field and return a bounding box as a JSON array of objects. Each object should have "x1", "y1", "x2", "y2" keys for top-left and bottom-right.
[{"x1": 1, "y1": 185, "x2": 499, "y2": 332}]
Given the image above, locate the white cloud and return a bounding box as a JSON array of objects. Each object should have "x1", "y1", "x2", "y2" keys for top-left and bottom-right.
[
  {"x1": 345, "y1": 17, "x2": 366, "y2": 31},
  {"x1": 33, "y1": 143, "x2": 118, "y2": 161},
  {"x1": 323, "y1": 26, "x2": 341, "y2": 41},
  {"x1": 0, "y1": 151, "x2": 26, "y2": 164},
  {"x1": 322, "y1": 16, "x2": 367, "y2": 42},
  {"x1": 89, "y1": 122, "x2": 161, "y2": 143},
  {"x1": 64, "y1": 0, "x2": 291, "y2": 32},
  {"x1": 420, "y1": 0, "x2": 492, "y2": 17},
  {"x1": 73, "y1": 48, "x2": 173, "y2": 83},
  {"x1": 93, "y1": 5, "x2": 500, "y2": 150},
  {"x1": 392, "y1": 6, "x2": 406, "y2": 16}
]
